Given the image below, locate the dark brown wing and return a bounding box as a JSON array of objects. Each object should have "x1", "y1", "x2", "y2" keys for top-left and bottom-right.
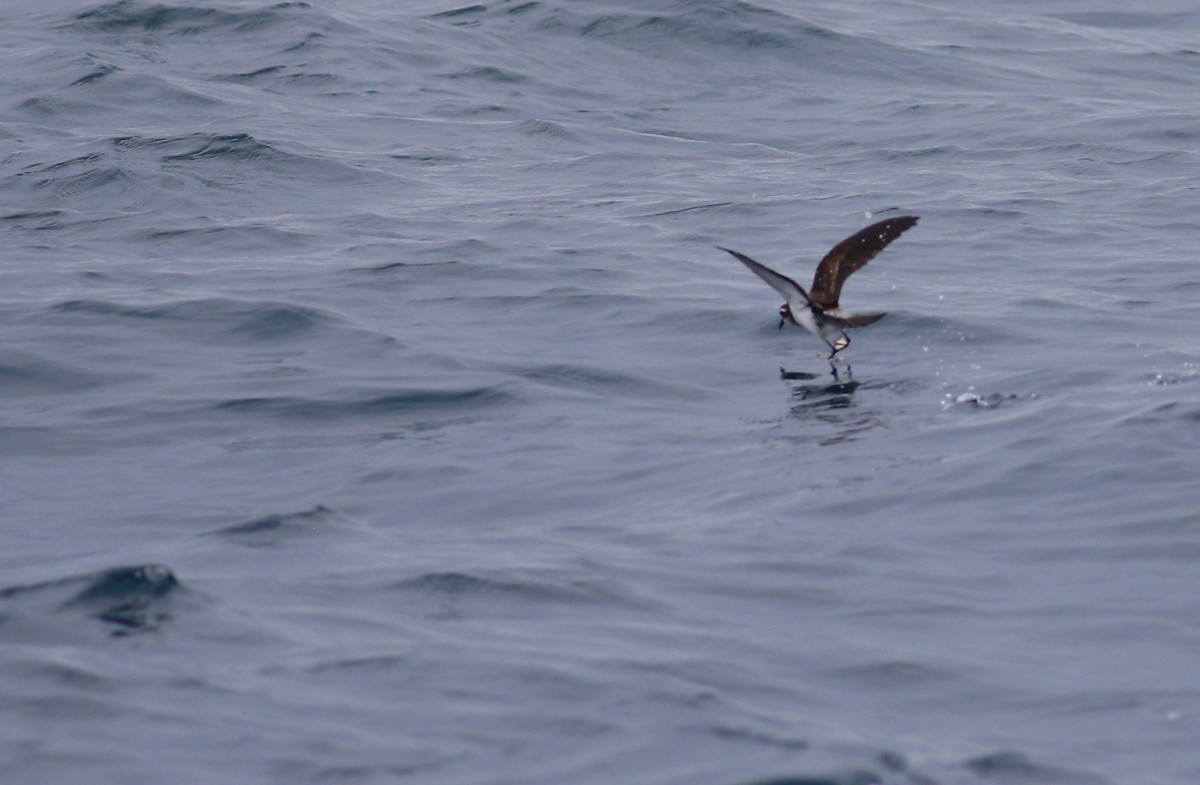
[{"x1": 808, "y1": 216, "x2": 918, "y2": 309}]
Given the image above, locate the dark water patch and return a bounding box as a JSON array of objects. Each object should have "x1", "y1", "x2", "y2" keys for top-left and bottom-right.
[
  {"x1": 63, "y1": 565, "x2": 181, "y2": 635},
  {"x1": 0, "y1": 425, "x2": 109, "y2": 457},
  {"x1": 209, "y1": 505, "x2": 339, "y2": 548},
  {"x1": 429, "y1": 2, "x2": 540, "y2": 25},
  {"x1": 728, "y1": 753, "x2": 928, "y2": 785},
  {"x1": 69, "y1": 63, "x2": 119, "y2": 86},
  {"x1": 939, "y1": 200, "x2": 1059, "y2": 226},
  {"x1": 281, "y1": 30, "x2": 324, "y2": 53},
  {"x1": 274, "y1": 70, "x2": 340, "y2": 89},
  {"x1": 2, "y1": 565, "x2": 184, "y2": 638},
  {"x1": 222, "y1": 424, "x2": 456, "y2": 454},
  {"x1": 222, "y1": 303, "x2": 327, "y2": 340},
  {"x1": 222, "y1": 64, "x2": 288, "y2": 83},
  {"x1": 1047, "y1": 12, "x2": 1191, "y2": 31},
  {"x1": 215, "y1": 386, "x2": 513, "y2": 420},
  {"x1": 143, "y1": 222, "x2": 312, "y2": 252},
  {"x1": 1054, "y1": 113, "x2": 1200, "y2": 149},
  {"x1": 365, "y1": 238, "x2": 495, "y2": 267},
  {"x1": 392, "y1": 570, "x2": 645, "y2": 613},
  {"x1": 445, "y1": 65, "x2": 527, "y2": 83},
  {"x1": 50, "y1": 297, "x2": 331, "y2": 340},
  {"x1": 519, "y1": 149, "x2": 651, "y2": 179},
  {"x1": 965, "y1": 750, "x2": 1110, "y2": 784},
  {"x1": 1114, "y1": 511, "x2": 1200, "y2": 540},
  {"x1": 41, "y1": 164, "x2": 129, "y2": 196},
  {"x1": 63, "y1": 67, "x2": 222, "y2": 111},
  {"x1": 521, "y1": 1, "x2": 963, "y2": 85},
  {"x1": 515, "y1": 118, "x2": 575, "y2": 140},
  {"x1": 506, "y1": 1, "x2": 540, "y2": 15},
  {"x1": 512, "y1": 362, "x2": 699, "y2": 400},
  {"x1": 228, "y1": 67, "x2": 342, "y2": 93},
  {"x1": 429, "y1": 4, "x2": 487, "y2": 24},
  {"x1": 631, "y1": 305, "x2": 762, "y2": 336},
  {"x1": 111, "y1": 132, "x2": 367, "y2": 186},
  {"x1": 1116, "y1": 400, "x2": 1200, "y2": 431},
  {"x1": 2, "y1": 658, "x2": 111, "y2": 692},
  {"x1": 16, "y1": 95, "x2": 72, "y2": 118},
  {"x1": 1022, "y1": 687, "x2": 1196, "y2": 720},
  {"x1": 215, "y1": 56, "x2": 341, "y2": 89},
  {"x1": 429, "y1": 102, "x2": 513, "y2": 119},
  {"x1": 12, "y1": 152, "x2": 132, "y2": 197},
  {"x1": 302, "y1": 653, "x2": 409, "y2": 675},
  {"x1": 441, "y1": 290, "x2": 649, "y2": 314},
  {"x1": 879, "y1": 144, "x2": 971, "y2": 162},
  {"x1": 72, "y1": 0, "x2": 308, "y2": 36},
  {"x1": 730, "y1": 776, "x2": 874, "y2": 785},
  {"x1": 152, "y1": 132, "x2": 296, "y2": 164},
  {"x1": 0, "y1": 351, "x2": 108, "y2": 396},
  {"x1": 570, "y1": 7, "x2": 808, "y2": 52},
  {"x1": 639, "y1": 200, "x2": 735, "y2": 218},
  {"x1": 699, "y1": 723, "x2": 808, "y2": 751},
  {"x1": 0, "y1": 209, "x2": 64, "y2": 223},
  {"x1": 357, "y1": 259, "x2": 461, "y2": 273},
  {"x1": 1070, "y1": 540, "x2": 1200, "y2": 564},
  {"x1": 387, "y1": 147, "x2": 481, "y2": 166},
  {"x1": 825, "y1": 659, "x2": 961, "y2": 691}
]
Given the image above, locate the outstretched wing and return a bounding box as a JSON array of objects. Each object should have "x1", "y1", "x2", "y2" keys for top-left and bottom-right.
[
  {"x1": 717, "y1": 246, "x2": 810, "y2": 307},
  {"x1": 809, "y1": 216, "x2": 918, "y2": 309}
]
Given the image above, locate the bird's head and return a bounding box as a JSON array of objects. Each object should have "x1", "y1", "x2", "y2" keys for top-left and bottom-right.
[{"x1": 778, "y1": 304, "x2": 792, "y2": 330}]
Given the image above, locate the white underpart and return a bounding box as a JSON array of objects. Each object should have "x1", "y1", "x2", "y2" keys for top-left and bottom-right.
[{"x1": 790, "y1": 304, "x2": 825, "y2": 342}]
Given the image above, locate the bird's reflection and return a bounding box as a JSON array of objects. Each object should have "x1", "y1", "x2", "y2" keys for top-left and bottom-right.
[{"x1": 778, "y1": 365, "x2": 882, "y2": 444}]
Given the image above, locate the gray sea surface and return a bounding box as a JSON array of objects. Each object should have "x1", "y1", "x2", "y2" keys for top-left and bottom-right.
[{"x1": 2, "y1": 1, "x2": 1199, "y2": 783}]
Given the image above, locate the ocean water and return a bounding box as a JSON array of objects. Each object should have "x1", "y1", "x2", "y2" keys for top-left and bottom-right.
[{"x1": 2, "y1": 0, "x2": 1199, "y2": 783}]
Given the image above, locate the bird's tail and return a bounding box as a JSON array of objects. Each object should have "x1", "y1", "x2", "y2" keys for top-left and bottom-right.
[{"x1": 832, "y1": 311, "x2": 886, "y2": 328}]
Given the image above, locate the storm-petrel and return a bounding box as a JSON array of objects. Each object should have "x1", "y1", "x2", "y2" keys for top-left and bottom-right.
[{"x1": 718, "y1": 215, "x2": 919, "y2": 359}]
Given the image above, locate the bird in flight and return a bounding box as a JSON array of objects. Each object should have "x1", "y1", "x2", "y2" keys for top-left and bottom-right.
[{"x1": 719, "y1": 215, "x2": 919, "y2": 360}]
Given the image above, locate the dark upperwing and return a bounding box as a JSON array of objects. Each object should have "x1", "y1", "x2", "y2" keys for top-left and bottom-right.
[{"x1": 808, "y1": 216, "x2": 918, "y2": 309}]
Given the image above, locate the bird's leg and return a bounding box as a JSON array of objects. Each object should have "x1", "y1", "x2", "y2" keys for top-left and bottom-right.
[
  {"x1": 825, "y1": 332, "x2": 851, "y2": 361},
  {"x1": 826, "y1": 331, "x2": 855, "y2": 379}
]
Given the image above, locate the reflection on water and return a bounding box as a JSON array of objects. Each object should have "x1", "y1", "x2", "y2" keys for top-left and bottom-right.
[
  {"x1": 780, "y1": 366, "x2": 887, "y2": 445},
  {"x1": 792, "y1": 379, "x2": 862, "y2": 410}
]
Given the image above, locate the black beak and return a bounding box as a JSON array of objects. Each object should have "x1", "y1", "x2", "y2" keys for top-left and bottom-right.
[{"x1": 778, "y1": 318, "x2": 785, "y2": 330}]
